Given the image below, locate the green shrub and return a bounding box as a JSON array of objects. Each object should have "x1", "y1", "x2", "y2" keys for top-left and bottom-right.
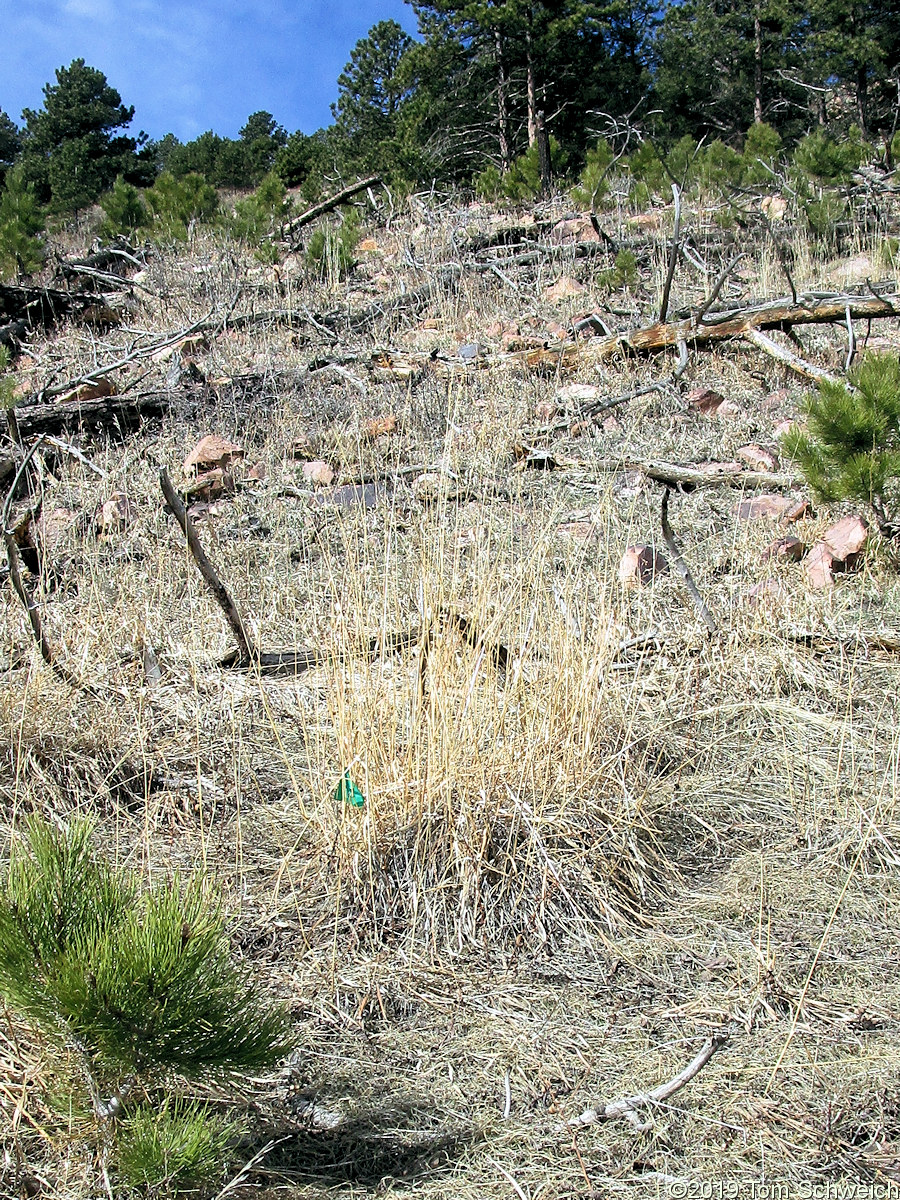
[
  {"x1": 626, "y1": 140, "x2": 669, "y2": 195},
  {"x1": 0, "y1": 166, "x2": 45, "y2": 279},
  {"x1": 597, "y1": 249, "x2": 639, "y2": 290},
  {"x1": 0, "y1": 345, "x2": 18, "y2": 407},
  {"x1": 782, "y1": 353, "x2": 900, "y2": 535},
  {"x1": 146, "y1": 171, "x2": 219, "y2": 241},
  {"x1": 571, "y1": 138, "x2": 615, "y2": 210},
  {"x1": 116, "y1": 1099, "x2": 239, "y2": 1194},
  {"x1": 0, "y1": 816, "x2": 292, "y2": 1079},
  {"x1": 230, "y1": 171, "x2": 293, "y2": 254},
  {"x1": 505, "y1": 137, "x2": 567, "y2": 201},
  {"x1": 881, "y1": 236, "x2": 899, "y2": 268},
  {"x1": 0, "y1": 816, "x2": 293, "y2": 1192},
  {"x1": 99, "y1": 175, "x2": 151, "y2": 238},
  {"x1": 742, "y1": 122, "x2": 782, "y2": 185},
  {"x1": 805, "y1": 191, "x2": 848, "y2": 249},
  {"x1": 794, "y1": 128, "x2": 865, "y2": 184},
  {"x1": 306, "y1": 207, "x2": 362, "y2": 280},
  {"x1": 474, "y1": 162, "x2": 503, "y2": 201},
  {"x1": 696, "y1": 140, "x2": 743, "y2": 192}
]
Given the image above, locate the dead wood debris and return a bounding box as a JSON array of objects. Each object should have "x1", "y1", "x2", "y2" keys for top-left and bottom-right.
[{"x1": 565, "y1": 1034, "x2": 727, "y2": 1130}]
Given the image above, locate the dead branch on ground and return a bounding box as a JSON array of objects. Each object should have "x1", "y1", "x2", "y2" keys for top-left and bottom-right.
[
  {"x1": 566, "y1": 1034, "x2": 727, "y2": 1129},
  {"x1": 160, "y1": 468, "x2": 257, "y2": 666},
  {"x1": 280, "y1": 176, "x2": 382, "y2": 244},
  {"x1": 2, "y1": 440, "x2": 94, "y2": 693},
  {"x1": 660, "y1": 488, "x2": 719, "y2": 635}
]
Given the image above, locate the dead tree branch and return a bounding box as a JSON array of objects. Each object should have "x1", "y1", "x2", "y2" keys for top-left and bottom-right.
[
  {"x1": 658, "y1": 183, "x2": 682, "y2": 323},
  {"x1": 2, "y1": 440, "x2": 93, "y2": 693},
  {"x1": 281, "y1": 176, "x2": 382, "y2": 243},
  {"x1": 566, "y1": 1035, "x2": 726, "y2": 1130},
  {"x1": 159, "y1": 468, "x2": 256, "y2": 666},
  {"x1": 660, "y1": 488, "x2": 719, "y2": 635},
  {"x1": 743, "y1": 327, "x2": 840, "y2": 385}
]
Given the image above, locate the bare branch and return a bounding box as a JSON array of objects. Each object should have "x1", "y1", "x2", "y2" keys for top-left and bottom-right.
[{"x1": 566, "y1": 1035, "x2": 727, "y2": 1129}]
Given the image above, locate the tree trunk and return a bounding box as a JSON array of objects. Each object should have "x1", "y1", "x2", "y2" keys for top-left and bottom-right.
[
  {"x1": 494, "y1": 27, "x2": 511, "y2": 171},
  {"x1": 536, "y1": 110, "x2": 552, "y2": 197},
  {"x1": 856, "y1": 65, "x2": 869, "y2": 140},
  {"x1": 753, "y1": 7, "x2": 763, "y2": 124},
  {"x1": 526, "y1": 26, "x2": 537, "y2": 147}
]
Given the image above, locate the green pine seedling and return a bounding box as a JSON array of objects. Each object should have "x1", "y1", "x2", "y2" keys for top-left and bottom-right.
[
  {"x1": 0, "y1": 816, "x2": 294, "y2": 1191},
  {"x1": 781, "y1": 353, "x2": 900, "y2": 537}
]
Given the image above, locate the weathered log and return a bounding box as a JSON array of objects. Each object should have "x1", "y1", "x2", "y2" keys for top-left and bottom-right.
[
  {"x1": 281, "y1": 176, "x2": 382, "y2": 243},
  {"x1": 509, "y1": 284, "x2": 900, "y2": 368},
  {"x1": 13, "y1": 391, "x2": 171, "y2": 437}
]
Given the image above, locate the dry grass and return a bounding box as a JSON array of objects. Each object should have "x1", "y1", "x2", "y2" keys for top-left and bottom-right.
[{"x1": 1, "y1": 184, "x2": 900, "y2": 1197}]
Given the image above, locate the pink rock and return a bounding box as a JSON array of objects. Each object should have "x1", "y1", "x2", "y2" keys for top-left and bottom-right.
[
  {"x1": 550, "y1": 216, "x2": 601, "y2": 245},
  {"x1": 762, "y1": 535, "x2": 805, "y2": 562},
  {"x1": 183, "y1": 434, "x2": 244, "y2": 477},
  {"x1": 738, "y1": 444, "x2": 778, "y2": 472},
  {"x1": 618, "y1": 545, "x2": 668, "y2": 587},
  {"x1": 97, "y1": 491, "x2": 132, "y2": 533},
  {"x1": 783, "y1": 499, "x2": 812, "y2": 523},
  {"x1": 602, "y1": 415, "x2": 623, "y2": 433},
  {"x1": 183, "y1": 468, "x2": 234, "y2": 501},
  {"x1": 823, "y1": 515, "x2": 868, "y2": 565},
  {"x1": 544, "y1": 275, "x2": 586, "y2": 301},
  {"x1": 805, "y1": 543, "x2": 835, "y2": 589},
  {"x1": 736, "y1": 495, "x2": 796, "y2": 520},
  {"x1": 687, "y1": 387, "x2": 727, "y2": 415},
  {"x1": 245, "y1": 461, "x2": 267, "y2": 481},
  {"x1": 714, "y1": 400, "x2": 744, "y2": 418},
  {"x1": 302, "y1": 460, "x2": 335, "y2": 486}
]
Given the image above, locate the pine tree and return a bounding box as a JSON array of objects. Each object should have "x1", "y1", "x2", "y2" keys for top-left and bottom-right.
[
  {"x1": 19, "y1": 60, "x2": 141, "y2": 212},
  {"x1": 783, "y1": 354, "x2": 900, "y2": 536}
]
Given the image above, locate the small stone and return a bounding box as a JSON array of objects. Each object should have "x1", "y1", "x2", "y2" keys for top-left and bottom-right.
[
  {"x1": 760, "y1": 195, "x2": 787, "y2": 221},
  {"x1": 738, "y1": 444, "x2": 778, "y2": 472},
  {"x1": 183, "y1": 469, "x2": 235, "y2": 501},
  {"x1": 805, "y1": 543, "x2": 835, "y2": 589},
  {"x1": 313, "y1": 483, "x2": 382, "y2": 510},
  {"x1": 762, "y1": 535, "x2": 805, "y2": 562},
  {"x1": 618, "y1": 545, "x2": 668, "y2": 587},
  {"x1": 302, "y1": 460, "x2": 335, "y2": 486},
  {"x1": 58, "y1": 377, "x2": 117, "y2": 405},
  {"x1": 736, "y1": 495, "x2": 796, "y2": 520},
  {"x1": 183, "y1": 435, "x2": 244, "y2": 477},
  {"x1": 97, "y1": 491, "x2": 133, "y2": 534},
  {"x1": 557, "y1": 383, "x2": 601, "y2": 403},
  {"x1": 687, "y1": 387, "x2": 727, "y2": 415},
  {"x1": 544, "y1": 275, "x2": 585, "y2": 301},
  {"x1": 823, "y1": 515, "x2": 868, "y2": 565},
  {"x1": 363, "y1": 414, "x2": 398, "y2": 439}
]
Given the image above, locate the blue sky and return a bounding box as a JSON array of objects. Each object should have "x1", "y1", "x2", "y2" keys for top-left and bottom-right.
[{"x1": 1, "y1": 0, "x2": 419, "y2": 141}]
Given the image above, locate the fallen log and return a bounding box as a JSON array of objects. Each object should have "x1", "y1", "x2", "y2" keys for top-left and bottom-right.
[
  {"x1": 510, "y1": 283, "x2": 900, "y2": 369},
  {"x1": 565, "y1": 1035, "x2": 726, "y2": 1130},
  {"x1": 13, "y1": 391, "x2": 171, "y2": 437},
  {"x1": 280, "y1": 176, "x2": 382, "y2": 243}
]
